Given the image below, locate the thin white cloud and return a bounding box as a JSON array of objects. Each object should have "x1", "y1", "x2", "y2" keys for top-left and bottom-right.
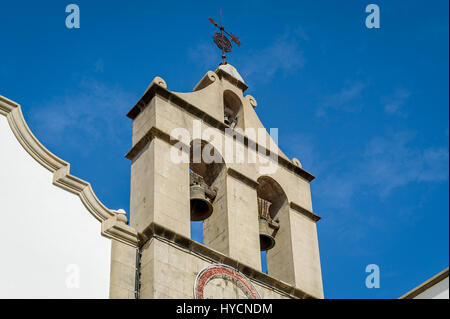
[
  {"x1": 241, "y1": 31, "x2": 307, "y2": 81},
  {"x1": 383, "y1": 88, "x2": 411, "y2": 116},
  {"x1": 94, "y1": 59, "x2": 104, "y2": 73},
  {"x1": 187, "y1": 27, "x2": 308, "y2": 85},
  {"x1": 362, "y1": 132, "x2": 449, "y2": 195},
  {"x1": 188, "y1": 43, "x2": 218, "y2": 71},
  {"x1": 307, "y1": 131, "x2": 449, "y2": 209},
  {"x1": 283, "y1": 133, "x2": 318, "y2": 172},
  {"x1": 316, "y1": 81, "x2": 366, "y2": 117},
  {"x1": 31, "y1": 79, "x2": 134, "y2": 156}
]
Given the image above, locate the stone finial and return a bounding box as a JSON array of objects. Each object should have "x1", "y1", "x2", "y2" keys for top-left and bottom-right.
[
  {"x1": 193, "y1": 71, "x2": 218, "y2": 91},
  {"x1": 115, "y1": 209, "x2": 128, "y2": 224},
  {"x1": 139, "y1": 77, "x2": 168, "y2": 101},
  {"x1": 245, "y1": 95, "x2": 258, "y2": 108},
  {"x1": 102, "y1": 209, "x2": 138, "y2": 246},
  {"x1": 292, "y1": 158, "x2": 302, "y2": 168},
  {"x1": 152, "y1": 76, "x2": 167, "y2": 89}
]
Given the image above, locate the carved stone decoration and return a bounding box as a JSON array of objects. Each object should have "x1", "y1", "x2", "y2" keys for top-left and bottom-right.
[
  {"x1": 257, "y1": 197, "x2": 279, "y2": 251},
  {"x1": 0, "y1": 95, "x2": 138, "y2": 247},
  {"x1": 258, "y1": 197, "x2": 272, "y2": 220},
  {"x1": 245, "y1": 95, "x2": 257, "y2": 108},
  {"x1": 194, "y1": 264, "x2": 261, "y2": 299}
]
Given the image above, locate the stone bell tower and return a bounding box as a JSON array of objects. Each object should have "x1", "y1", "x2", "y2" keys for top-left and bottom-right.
[{"x1": 125, "y1": 64, "x2": 324, "y2": 299}]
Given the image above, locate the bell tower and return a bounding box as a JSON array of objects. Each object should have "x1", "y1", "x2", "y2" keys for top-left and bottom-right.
[{"x1": 126, "y1": 64, "x2": 324, "y2": 299}]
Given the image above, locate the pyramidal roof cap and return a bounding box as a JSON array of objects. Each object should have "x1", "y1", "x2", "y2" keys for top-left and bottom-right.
[{"x1": 217, "y1": 64, "x2": 245, "y2": 84}]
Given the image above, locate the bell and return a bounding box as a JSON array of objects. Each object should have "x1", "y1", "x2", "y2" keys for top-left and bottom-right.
[
  {"x1": 259, "y1": 217, "x2": 276, "y2": 251},
  {"x1": 190, "y1": 184, "x2": 214, "y2": 221}
]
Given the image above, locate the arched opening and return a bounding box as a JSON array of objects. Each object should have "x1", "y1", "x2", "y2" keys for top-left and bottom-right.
[
  {"x1": 256, "y1": 176, "x2": 287, "y2": 254},
  {"x1": 256, "y1": 176, "x2": 288, "y2": 220},
  {"x1": 189, "y1": 140, "x2": 226, "y2": 244},
  {"x1": 223, "y1": 90, "x2": 244, "y2": 130}
]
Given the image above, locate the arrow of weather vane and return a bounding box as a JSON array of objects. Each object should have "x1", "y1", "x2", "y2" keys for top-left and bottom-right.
[{"x1": 208, "y1": 11, "x2": 241, "y2": 65}]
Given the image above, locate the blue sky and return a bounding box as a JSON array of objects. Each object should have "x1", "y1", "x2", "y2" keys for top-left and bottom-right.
[{"x1": 0, "y1": 1, "x2": 448, "y2": 298}]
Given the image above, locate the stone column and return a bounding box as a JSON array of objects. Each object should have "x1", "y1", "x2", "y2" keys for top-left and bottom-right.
[
  {"x1": 204, "y1": 169, "x2": 261, "y2": 271},
  {"x1": 102, "y1": 212, "x2": 139, "y2": 299},
  {"x1": 267, "y1": 204, "x2": 324, "y2": 299},
  {"x1": 109, "y1": 240, "x2": 137, "y2": 299},
  {"x1": 130, "y1": 138, "x2": 190, "y2": 237}
]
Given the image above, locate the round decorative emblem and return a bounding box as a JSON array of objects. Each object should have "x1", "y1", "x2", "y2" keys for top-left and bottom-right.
[
  {"x1": 213, "y1": 32, "x2": 233, "y2": 52},
  {"x1": 194, "y1": 264, "x2": 261, "y2": 299}
]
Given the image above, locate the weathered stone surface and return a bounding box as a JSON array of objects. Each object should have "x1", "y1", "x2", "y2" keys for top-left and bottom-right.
[
  {"x1": 109, "y1": 240, "x2": 137, "y2": 299},
  {"x1": 128, "y1": 65, "x2": 323, "y2": 299}
]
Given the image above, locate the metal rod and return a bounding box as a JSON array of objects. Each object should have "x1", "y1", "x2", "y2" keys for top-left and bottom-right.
[
  {"x1": 220, "y1": 9, "x2": 226, "y2": 64},
  {"x1": 134, "y1": 247, "x2": 141, "y2": 299}
]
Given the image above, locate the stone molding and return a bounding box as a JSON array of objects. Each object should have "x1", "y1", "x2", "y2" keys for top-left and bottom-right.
[
  {"x1": 227, "y1": 168, "x2": 259, "y2": 189},
  {"x1": 125, "y1": 126, "x2": 178, "y2": 160},
  {"x1": 215, "y1": 68, "x2": 248, "y2": 92},
  {"x1": 139, "y1": 222, "x2": 319, "y2": 299},
  {"x1": 289, "y1": 201, "x2": 321, "y2": 222},
  {"x1": 125, "y1": 128, "x2": 320, "y2": 223},
  {"x1": 125, "y1": 81, "x2": 315, "y2": 182},
  {"x1": 227, "y1": 168, "x2": 321, "y2": 223},
  {"x1": 194, "y1": 264, "x2": 261, "y2": 299},
  {"x1": 400, "y1": 268, "x2": 449, "y2": 299},
  {"x1": 102, "y1": 214, "x2": 138, "y2": 247},
  {"x1": 0, "y1": 95, "x2": 138, "y2": 247}
]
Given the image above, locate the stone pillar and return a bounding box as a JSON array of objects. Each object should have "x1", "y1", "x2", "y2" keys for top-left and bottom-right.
[
  {"x1": 125, "y1": 66, "x2": 324, "y2": 299},
  {"x1": 267, "y1": 205, "x2": 323, "y2": 299},
  {"x1": 203, "y1": 167, "x2": 228, "y2": 254},
  {"x1": 102, "y1": 212, "x2": 139, "y2": 299},
  {"x1": 204, "y1": 170, "x2": 261, "y2": 271},
  {"x1": 130, "y1": 138, "x2": 190, "y2": 237},
  {"x1": 226, "y1": 175, "x2": 261, "y2": 270},
  {"x1": 109, "y1": 240, "x2": 137, "y2": 299}
]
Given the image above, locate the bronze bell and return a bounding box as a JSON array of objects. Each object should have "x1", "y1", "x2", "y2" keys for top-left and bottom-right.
[
  {"x1": 259, "y1": 217, "x2": 276, "y2": 251},
  {"x1": 258, "y1": 197, "x2": 278, "y2": 251},
  {"x1": 190, "y1": 184, "x2": 214, "y2": 221}
]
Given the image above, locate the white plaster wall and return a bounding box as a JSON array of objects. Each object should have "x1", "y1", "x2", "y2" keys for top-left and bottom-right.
[
  {"x1": 414, "y1": 277, "x2": 449, "y2": 299},
  {"x1": 0, "y1": 118, "x2": 111, "y2": 298}
]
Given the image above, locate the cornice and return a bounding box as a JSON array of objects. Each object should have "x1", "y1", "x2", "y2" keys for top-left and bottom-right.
[
  {"x1": 102, "y1": 214, "x2": 138, "y2": 247},
  {"x1": 125, "y1": 132, "x2": 320, "y2": 224},
  {"x1": 289, "y1": 202, "x2": 321, "y2": 222},
  {"x1": 215, "y1": 68, "x2": 248, "y2": 92},
  {"x1": 0, "y1": 95, "x2": 138, "y2": 247},
  {"x1": 139, "y1": 222, "x2": 320, "y2": 299},
  {"x1": 227, "y1": 168, "x2": 259, "y2": 189},
  {"x1": 126, "y1": 85, "x2": 315, "y2": 182},
  {"x1": 400, "y1": 268, "x2": 449, "y2": 299}
]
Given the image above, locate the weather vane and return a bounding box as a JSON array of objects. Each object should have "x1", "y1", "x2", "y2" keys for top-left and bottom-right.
[{"x1": 208, "y1": 11, "x2": 241, "y2": 65}]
